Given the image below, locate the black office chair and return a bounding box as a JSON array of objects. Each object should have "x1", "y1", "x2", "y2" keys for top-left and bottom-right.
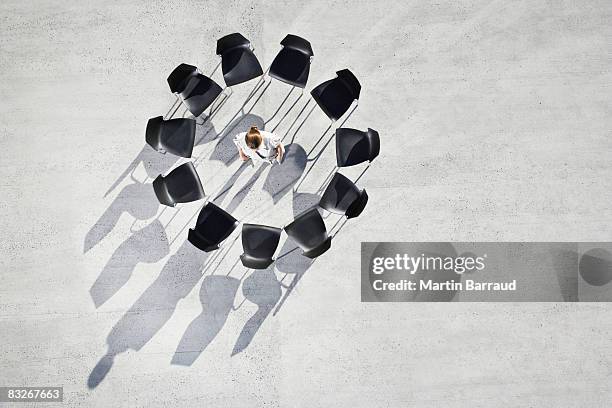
[
  {"x1": 216, "y1": 33, "x2": 264, "y2": 87},
  {"x1": 319, "y1": 172, "x2": 368, "y2": 219},
  {"x1": 335, "y1": 127, "x2": 380, "y2": 167},
  {"x1": 240, "y1": 224, "x2": 282, "y2": 269},
  {"x1": 180, "y1": 73, "x2": 224, "y2": 118},
  {"x1": 167, "y1": 63, "x2": 199, "y2": 94},
  {"x1": 145, "y1": 116, "x2": 196, "y2": 158},
  {"x1": 284, "y1": 207, "x2": 331, "y2": 259},
  {"x1": 269, "y1": 34, "x2": 313, "y2": 89},
  {"x1": 153, "y1": 162, "x2": 205, "y2": 207},
  {"x1": 310, "y1": 69, "x2": 360, "y2": 121},
  {"x1": 188, "y1": 202, "x2": 239, "y2": 252}
]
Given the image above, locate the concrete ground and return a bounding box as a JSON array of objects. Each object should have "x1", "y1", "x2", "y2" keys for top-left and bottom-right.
[{"x1": 1, "y1": 0, "x2": 611, "y2": 406}]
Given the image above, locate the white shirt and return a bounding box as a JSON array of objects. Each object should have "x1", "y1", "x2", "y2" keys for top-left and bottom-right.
[{"x1": 234, "y1": 130, "x2": 281, "y2": 163}]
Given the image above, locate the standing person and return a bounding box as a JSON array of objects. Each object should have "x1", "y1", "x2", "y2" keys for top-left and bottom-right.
[{"x1": 234, "y1": 126, "x2": 285, "y2": 165}]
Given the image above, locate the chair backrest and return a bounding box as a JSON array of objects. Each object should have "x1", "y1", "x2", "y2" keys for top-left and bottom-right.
[
  {"x1": 280, "y1": 34, "x2": 313, "y2": 56},
  {"x1": 241, "y1": 224, "x2": 282, "y2": 260},
  {"x1": 152, "y1": 175, "x2": 174, "y2": 207},
  {"x1": 345, "y1": 189, "x2": 368, "y2": 219},
  {"x1": 319, "y1": 172, "x2": 363, "y2": 215},
  {"x1": 367, "y1": 128, "x2": 380, "y2": 162},
  {"x1": 216, "y1": 33, "x2": 250, "y2": 55},
  {"x1": 146, "y1": 117, "x2": 196, "y2": 158},
  {"x1": 145, "y1": 116, "x2": 164, "y2": 151},
  {"x1": 154, "y1": 162, "x2": 205, "y2": 206},
  {"x1": 187, "y1": 228, "x2": 216, "y2": 252},
  {"x1": 284, "y1": 207, "x2": 328, "y2": 253},
  {"x1": 192, "y1": 202, "x2": 239, "y2": 248},
  {"x1": 336, "y1": 69, "x2": 361, "y2": 100},
  {"x1": 167, "y1": 63, "x2": 198, "y2": 94},
  {"x1": 180, "y1": 73, "x2": 220, "y2": 99}
]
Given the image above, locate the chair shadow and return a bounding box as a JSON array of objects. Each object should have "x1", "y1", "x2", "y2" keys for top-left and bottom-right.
[
  {"x1": 87, "y1": 240, "x2": 209, "y2": 389},
  {"x1": 212, "y1": 161, "x2": 253, "y2": 204},
  {"x1": 89, "y1": 219, "x2": 170, "y2": 308},
  {"x1": 85, "y1": 121, "x2": 218, "y2": 253},
  {"x1": 549, "y1": 246, "x2": 579, "y2": 301},
  {"x1": 231, "y1": 266, "x2": 282, "y2": 356},
  {"x1": 579, "y1": 248, "x2": 612, "y2": 287},
  {"x1": 225, "y1": 164, "x2": 267, "y2": 214},
  {"x1": 262, "y1": 143, "x2": 307, "y2": 203},
  {"x1": 85, "y1": 176, "x2": 161, "y2": 254},
  {"x1": 271, "y1": 191, "x2": 320, "y2": 316},
  {"x1": 209, "y1": 113, "x2": 264, "y2": 166},
  {"x1": 171, "y1": 274, "x2": 241, "y2": 366}
]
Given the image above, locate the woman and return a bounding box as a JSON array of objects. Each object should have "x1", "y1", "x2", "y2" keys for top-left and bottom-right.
[{"x1": 234, "y1": 126, "x2": 285, "y2": 164}]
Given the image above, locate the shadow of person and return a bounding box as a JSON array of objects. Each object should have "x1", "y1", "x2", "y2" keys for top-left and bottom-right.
[
  {"x1": 231, "y1": 266, "x2": 282, "y2": 356},
  {"x1": 171, "y1": 275, "x2": 241, "y2": 366},
  {"x1": 87, "y1": 240, "x2": 209, "y2": 389},
  {"x1": 89, "y1": 219, "x2": 170, "y2": 308},
  {"x1": 262, "y1": 143, "x2": 307, "y2": 203},
  {"x1": 86, "y1": 121, "x2": 218, "y2": 253},
  {"x1": 209, "y1": 113, "x2": 264, "y2": 166},
  {"x1": 291, "y1": 192, "x2": 321, "y2": 216}
]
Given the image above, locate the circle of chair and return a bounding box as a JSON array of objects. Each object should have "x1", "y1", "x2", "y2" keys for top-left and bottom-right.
[{"x1": 145, "y1": 33, "x2": 380, "y2": 269}]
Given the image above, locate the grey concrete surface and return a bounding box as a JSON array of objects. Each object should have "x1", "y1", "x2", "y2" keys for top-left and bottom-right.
[{"x1": 1, "y1": 0, "x2": 611, "y2": 406}]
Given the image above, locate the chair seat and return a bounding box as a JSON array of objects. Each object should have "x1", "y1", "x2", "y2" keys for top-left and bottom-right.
[
  {"x1": 152, "y1": 162, "x2": 205, "y2": 207},
  {"x1": 269, "y1": 48, "x2": 310, "y2": 88},
  {"x1": 319, "y1": 172, "x2": 365, "y2": 216},
  {"x1": 335, "y1": 127, "x2": 380, "y2": 167},
  {"x1": 188, "y1": 202, "x2": 239, "y2": 252},
  {"x1": 146, "y1": 117, "x2": 196, "y2": 158},
  {"x1": 311, "y1": 79, "x2": 354, "y2": 121},
  {"x1": 181, "y1": 74, "x2": 223, "y2": 117},
  {"x1": 222, "y1": 47, "x2": 263, "y2": 87}
]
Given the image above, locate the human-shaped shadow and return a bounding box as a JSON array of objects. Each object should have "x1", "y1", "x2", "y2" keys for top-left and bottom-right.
[
  {"x1": 84, "y1": 121, "x2": 218, "y2": 253},
  {"x1": 231, "y1": 266, "x2": 282, "y2": 356},
  {"x1": 290, "y1": 192, "x2": 321, "y2": 215},
  {"x1": 90, "y1": 219, "x2": 170, "y2": 308},
  {"x1": 263, "y1": 143, "x2": 307, "y2": 203},
  {"x1": 87, "y1": 240, "x2": 209, "y2": 389},
  {"x1": 209, "y1": 113, "x2": 264, "y2": 166},
  {"x1": 171, "y1": 275, "x2": 241, "y2": 366}
]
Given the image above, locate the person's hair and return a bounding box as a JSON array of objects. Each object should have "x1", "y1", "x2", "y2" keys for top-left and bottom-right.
[{"x1": 245, "y1": 126, "x2": 262, "y2": 149}]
